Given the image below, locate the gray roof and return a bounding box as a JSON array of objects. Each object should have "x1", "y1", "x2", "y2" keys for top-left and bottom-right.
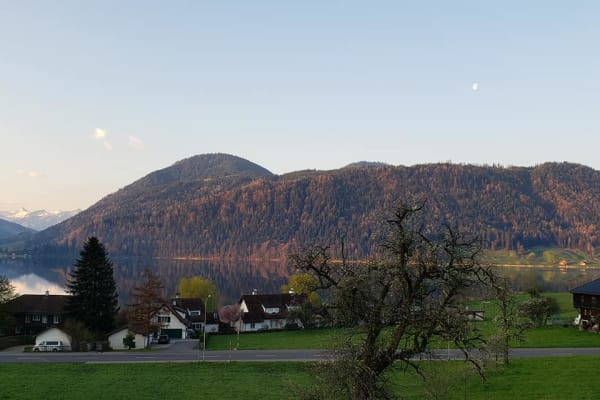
[{"x1": 571, "y1": 278, "x2": 600, "y2": 295}]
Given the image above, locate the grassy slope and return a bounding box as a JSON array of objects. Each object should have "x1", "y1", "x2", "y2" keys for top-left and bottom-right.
[{"x1": 482, "y1": 247, "x2": 597, "y2": 267}]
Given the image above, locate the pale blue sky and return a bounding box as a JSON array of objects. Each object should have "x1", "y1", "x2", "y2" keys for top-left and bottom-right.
[{"x1": 1, "y1": 1, "x2": 599, "y2": 211}]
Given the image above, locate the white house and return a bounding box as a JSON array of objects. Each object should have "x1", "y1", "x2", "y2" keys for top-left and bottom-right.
[
  {"x1": 237, "y1": 293, "x2": 307, "y2": 332},
  {"x1": 35, "y1": 327, "x2": 71, "y2": 350},
  {"x1": 153, "y1": 304, "x2": 191, "y2": 339},
  {"x1": 108, "y1": 327, "x2": 146, "y2": 350},
  {"x1": 169, "y1": 297, "x2": 220, "y2": 335}
]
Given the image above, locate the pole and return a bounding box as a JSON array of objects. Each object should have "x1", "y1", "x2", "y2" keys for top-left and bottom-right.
[
  {"x1": 447, "y1": 312, "x2": 450, "y2": 361},
  {"x1": 203, "y1": 294, "x2": 211, "y2": 361}
]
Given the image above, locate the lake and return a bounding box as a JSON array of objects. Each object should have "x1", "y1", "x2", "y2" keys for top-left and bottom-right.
[
  {"x1": 0, "y1": 256, "x2": 291, "y2": 306},
  {"x1": 2, "y1": 257, "x2": 599, "y2": 307}
]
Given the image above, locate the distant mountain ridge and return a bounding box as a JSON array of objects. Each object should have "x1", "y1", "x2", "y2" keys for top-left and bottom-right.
[
  {"x1": 25, "y1": 154, "x2": 600, "y2": 260},
  {"x1": 0, "y1": 208, "x2": 80, "y2": 231},
  {"x1": 0, "y1": 218, "x2": 33, "y2": 240}
]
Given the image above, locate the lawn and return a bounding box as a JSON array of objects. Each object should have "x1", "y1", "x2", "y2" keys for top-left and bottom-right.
[
  {"x1": 207, "y1": 328, "x2": 342, "y2": 350},
  {"x1": 397, "y1": 356, "x2": 600, "y2": 399},
  {"x1": 3, "y1": 357, "x2": 600, "y2": 399},
  {"x1": 0, "y1": 362, "x2": 312, "y2": 400}
]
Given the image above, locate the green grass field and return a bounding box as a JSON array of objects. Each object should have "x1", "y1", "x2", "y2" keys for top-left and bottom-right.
[
  {"x1": 2, "y1": 357, "x2": 600, "y2": 399},
  {"x1": 207, "y1": 292, "x2": 600, "y2": 350},
  {"x1": 207, "y1": 328, "x2": 342, "y2": 350}
]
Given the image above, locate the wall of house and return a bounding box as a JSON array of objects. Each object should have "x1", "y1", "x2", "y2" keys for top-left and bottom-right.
[
  {"x1": 36, "y1": 328, "x2": 71, "y2": 348},
  {"x1": 241, "y1": 321, "x2": 268, "y2": 332},
  {"x1": 157, "y1": 309, "x2": 189, "y2": 338},
  {"x1": 108, "y1": 330, "x2": 146, "y2": 350}
]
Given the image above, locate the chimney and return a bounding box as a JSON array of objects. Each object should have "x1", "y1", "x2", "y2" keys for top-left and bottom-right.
[{"x1": 45, "y1": 290, "x2": 49, "y2": 297}]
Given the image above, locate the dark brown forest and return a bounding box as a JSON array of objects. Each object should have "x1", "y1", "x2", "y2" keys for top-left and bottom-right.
[{"x1": 28, "y1": 154, "x2": 600, "y2": 260}]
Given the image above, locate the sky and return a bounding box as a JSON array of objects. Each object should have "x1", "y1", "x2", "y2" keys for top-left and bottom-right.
[{"x1": 1, "y1": 1, "x2": 599, "y2": 211}]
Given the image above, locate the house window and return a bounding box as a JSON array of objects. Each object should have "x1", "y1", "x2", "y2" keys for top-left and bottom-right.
[
  {"x1": 250, "y1": 323, "x2": 255, "y2": 329},
  {"x1": 190, "y1": 311, "x2": 201, "y2": 316},
  {"x1": 54, "y1": 315, "x2": 61, "y2": 324},
  {"x1": 42, "y1": 315, "x2": 47, "y2": 324},
  {"x1": 158, "y1": 316, "x2": 171, "y2": 324},
  {"x1": 15, "y1": 326, "x2": 22, "y2": 334},
  {"x1": 33, "y1": 314, "x2": 40, "y2": 322},
  {"x1": 25, "y1": 315, "x2": 31, "y2": 323}
]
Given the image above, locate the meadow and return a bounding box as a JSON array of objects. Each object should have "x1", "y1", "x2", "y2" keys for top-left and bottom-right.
[{"x1": 3, "y1": 357, "x2": 600, "y2": 399}]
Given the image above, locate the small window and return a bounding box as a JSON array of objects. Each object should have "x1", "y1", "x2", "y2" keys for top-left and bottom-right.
[
  {"x1": 33, "y1": 314, "x2": 40, "y2": 321},
  {"x1": 25, "y1": 315, "x2": 31, "y2": 323},
  {"x1": 250, "y1": 323, "x2": 255, "y2": 329},
  {"x1": 54, "y1": 315, "x2": 61, "y2": 324}
]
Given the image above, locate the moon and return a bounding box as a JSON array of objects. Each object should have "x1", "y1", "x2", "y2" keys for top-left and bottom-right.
[{"x1": 472, "y1": 82, "x2": 479, "y2": 91}]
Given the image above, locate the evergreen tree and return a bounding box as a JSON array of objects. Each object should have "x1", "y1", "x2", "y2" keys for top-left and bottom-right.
[{"x1": 66, "y1": 237, "x2": 119, "y2": 338}]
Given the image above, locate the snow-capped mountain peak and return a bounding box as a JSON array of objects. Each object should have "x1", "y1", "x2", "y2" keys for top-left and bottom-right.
[{"x1": 0, "y1": 208, "x2": 81, "y2": 231}]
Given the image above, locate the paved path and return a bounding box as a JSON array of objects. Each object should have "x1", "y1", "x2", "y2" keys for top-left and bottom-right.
[{"x1": 3, "y1": 341, "x2": 600, "y2": 364}]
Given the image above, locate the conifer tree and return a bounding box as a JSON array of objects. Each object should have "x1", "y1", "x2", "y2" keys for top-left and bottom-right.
[{"x1": 66, "y1": 237, "x2": 119, "y2": 338}]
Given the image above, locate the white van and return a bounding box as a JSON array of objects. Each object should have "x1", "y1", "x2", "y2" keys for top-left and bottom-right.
[{"x1": 33, "y1": 340, "x2": 65, "y2": 352}]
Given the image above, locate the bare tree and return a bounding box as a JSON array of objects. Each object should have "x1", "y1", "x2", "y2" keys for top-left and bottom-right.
[
  {"x1": 487, "y1": 278, "x2": 527, "y2": 365},
  {"x1": 128, "y1": 269, "x2": 165, "y2": 348},
  {"x1": 291, "y1": 203, "x2": 495, "y2": 399}
]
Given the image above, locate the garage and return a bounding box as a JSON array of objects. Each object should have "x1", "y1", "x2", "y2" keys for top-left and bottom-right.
[{"x1": 161, "y1": 329, "x2": 183, "y2": 339}]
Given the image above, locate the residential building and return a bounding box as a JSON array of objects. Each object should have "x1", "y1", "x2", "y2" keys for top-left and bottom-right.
[
  {"x1": 572, "y1": 277, "x2": 600, "y2": 328},
  {"x1": 236, "y1": 293, "x2": 307, "y2": 332},
  {"x1": 4, "y1": 292, "x2": 69, "y2": 335}
]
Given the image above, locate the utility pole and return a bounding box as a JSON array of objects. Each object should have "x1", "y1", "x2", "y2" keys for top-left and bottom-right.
[{"x1": 203, "y1": 294, "x2": 211, "y2": 361}]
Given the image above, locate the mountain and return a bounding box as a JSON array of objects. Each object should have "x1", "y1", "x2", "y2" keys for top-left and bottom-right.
[
  {"x1": 26, "y1": 154, "x2": 600, "y2": 260},
  {"x1": 0, "y1": 208, "x2": 81, "y2": 231},
  {"x1": 0, "y1": 218, "x2": 33, "y2": 241}
]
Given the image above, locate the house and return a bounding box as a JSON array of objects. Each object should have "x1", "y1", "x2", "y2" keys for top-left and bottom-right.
[
  {"x1": 236, "y1": 293, "x2": 307, "y2": 332},
  {"x1": 171, "y1": 297, "x2": 219, "y2": 334},
  {"x1": 572, "y1": 277, "x2": 600, "y2": 328},
  {"x1": 108, "y1": 327, "x2": 146, "y2": 350},
  {"x1": 152, "y1": 303, "x2": 191, "y2": 339},
  {"x1": 4, "y1": 292, "x2": 69, "y2": 335},
  {"x1": 35, "y1": 327, "x2": 72, "y2": 350}
]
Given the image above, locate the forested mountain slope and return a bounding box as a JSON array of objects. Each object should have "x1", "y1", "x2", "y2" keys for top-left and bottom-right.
[
  {"x1": 28, "y1": 154, "x2": 600, "y2": 259},
  {"x1": 0, "y1": 218, "x2": 33, "y2": 240}
]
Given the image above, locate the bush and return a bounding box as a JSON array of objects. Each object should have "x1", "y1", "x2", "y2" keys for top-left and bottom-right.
[{"x1": 519, "y1": 296, "x2": 560, "y2": 327}]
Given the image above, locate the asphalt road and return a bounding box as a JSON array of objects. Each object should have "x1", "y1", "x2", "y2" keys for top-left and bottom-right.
[{"x1": 3, "y1": 340, "x2": 600, "y2": 364}]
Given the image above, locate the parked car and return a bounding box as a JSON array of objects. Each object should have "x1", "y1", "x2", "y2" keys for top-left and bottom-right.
[
  {"x1": 157, "y1": 335, "x2": 170, "y2": 344},
  {"x1": 33, "y1": 340, "x2": 65, "y2": 352}
]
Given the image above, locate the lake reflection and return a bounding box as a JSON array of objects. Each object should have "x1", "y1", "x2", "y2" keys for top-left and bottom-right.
[
  {"x1": 0, "y1": 257, "x2": 291, "y2": 306},
  {"x1": 2, "y1": 257, "x2": 600, "y2": 306}
]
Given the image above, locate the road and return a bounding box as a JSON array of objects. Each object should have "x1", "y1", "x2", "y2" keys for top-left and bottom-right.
[{"x1": 3, "y1": 340, "x2": 600, "y2": 363}]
